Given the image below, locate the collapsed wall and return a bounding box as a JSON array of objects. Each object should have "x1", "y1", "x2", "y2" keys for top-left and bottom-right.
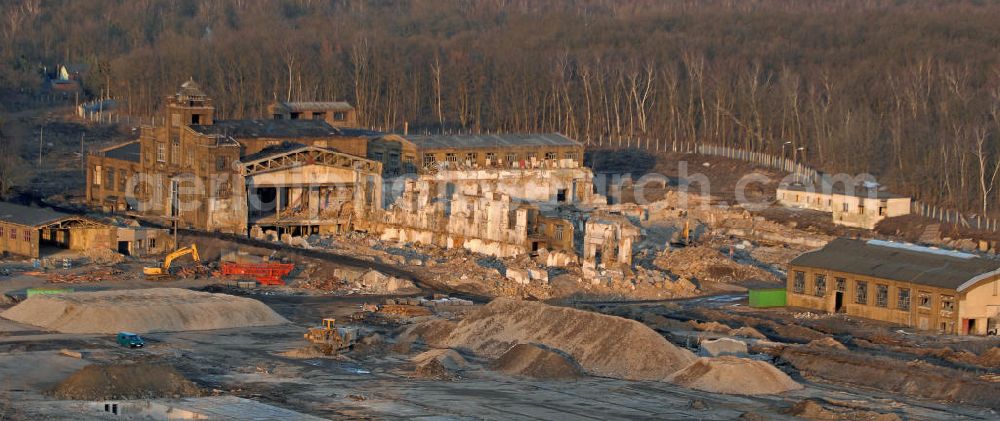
[{"x1": 381, "y1": 167, "x2": 605, "y2": 258}]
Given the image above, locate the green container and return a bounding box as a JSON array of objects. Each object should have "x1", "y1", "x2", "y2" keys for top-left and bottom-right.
[
  {"x1": 26, "y1": 287, "x2": 74, "y2": 298},
  {"x1": 748, "y1": 288, "x2": 786, "y2": 308}
]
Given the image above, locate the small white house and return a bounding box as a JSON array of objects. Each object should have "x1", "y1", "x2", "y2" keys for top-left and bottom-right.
[{"x1": 776, "y1": 183, "x2": 911, "y2": 229}]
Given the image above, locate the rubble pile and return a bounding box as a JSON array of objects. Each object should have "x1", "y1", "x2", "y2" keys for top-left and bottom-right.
[
  {"x1": 654, "y1": 245, "x2": 780, "y2": 285},
  {"x1": 46, "y1": 268, "x2": 129, "y2": 284},
  {"x1": 83, "y1": 248, "x2": 126, "y2": 265},
  {"x1": 411, "y1": 348, "x2": 469, "y2": 380},
  {"x1": 51, "y1": 363, "x2": 200, "y2": 400},
  {"x1": 297, "y1": 267, "x2": 419, "y2": 295}
]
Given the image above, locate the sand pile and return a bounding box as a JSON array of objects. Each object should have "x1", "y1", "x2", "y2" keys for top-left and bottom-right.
[
  {"x1": 492, "y1": 343, "x2": 583, "y2": 379},
  {"x1": 52, "y1": 363, "x2": 200, "y2": 400},
  {"x1": 437, "y1": 298, "x2": 695, "y2": 380},
  {"x1": 654, "y1": 246, "x2": 779, "y2": 284},
  {"x1": 1, "y1": 288, "x2": 288, "y2": 333},
  {"x1": 412, "y1": 349, "x2": 468, "y2": 380},
  {"x1": 667, "y1": 356, "x2": 802, "y2": 395}
]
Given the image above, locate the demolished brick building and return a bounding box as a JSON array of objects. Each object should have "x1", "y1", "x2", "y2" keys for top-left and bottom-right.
[{"x1": 86, "y1": 81, "x2": 647, "y2": 276}]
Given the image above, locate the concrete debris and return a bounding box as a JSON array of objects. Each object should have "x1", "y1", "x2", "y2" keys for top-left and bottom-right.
[
  {"x1": 654, "y1": 245, "x2": 779, "y2": 284},
  {"x1": 83, "y1": 247, "x2": 125, "y2": 264},
  {"x1": 700, "y1": 338, "x2": 748, "y2": 356}
]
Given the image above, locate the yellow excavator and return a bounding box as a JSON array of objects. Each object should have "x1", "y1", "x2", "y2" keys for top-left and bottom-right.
[{"x1": 143, "y1": 244, "x2": 200, "y2": 279}]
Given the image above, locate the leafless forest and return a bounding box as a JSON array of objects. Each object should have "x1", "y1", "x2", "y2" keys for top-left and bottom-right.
[{"x1": 2, "y1": 0, "x2": 1000, "y2": 214}]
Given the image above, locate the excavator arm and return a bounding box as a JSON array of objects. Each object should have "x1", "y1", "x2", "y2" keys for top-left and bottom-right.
[
  {"x1": 143, "y1": 244, "x2": 200, "y2": 277},
  {"x1": 162, "y1": 245, "x2": 200, "y2": 270}
]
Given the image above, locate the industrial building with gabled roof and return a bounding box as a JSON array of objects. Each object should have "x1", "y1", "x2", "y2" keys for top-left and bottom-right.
[
  {"x1": 787, "y1": 237, "x2": 1000, "y2": 335},
  {"x1": 402, "y1": 133, "x2": 584, "y2": 169},
  {"x1": 0, "y1": 201, "x2": 114, "y2": 258}
]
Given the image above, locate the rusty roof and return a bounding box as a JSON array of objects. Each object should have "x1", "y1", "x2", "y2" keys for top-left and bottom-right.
[
  {"x1": 0, "y1": 202, "x2": 86, "y2": 227},
  {"x1": 404, "y1": 133, "x2": 581, "y2": 150},
  {"x1": 789, "y1": 238, "x2": 1000, "y2": 291},
  {"x1": 100, "y1": 141, "x2": 141, "y2": 163},
  {"x1": 190, "y1": 120, "x2": 346, "y2": 139},
  {"x1": 273, "y1": 101, "x2": 354, "y2": 112}
]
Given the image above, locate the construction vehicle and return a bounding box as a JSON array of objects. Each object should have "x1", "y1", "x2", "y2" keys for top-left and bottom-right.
[
  {"x1": 220, "y1": 261, "x2": 295, "y2": 285},
  {"x1": 143, "y1": 244, "x2": 200, "y2": 279},
  {"x1": 304, "y1": 318, "x2": 358, "y2": 354}
]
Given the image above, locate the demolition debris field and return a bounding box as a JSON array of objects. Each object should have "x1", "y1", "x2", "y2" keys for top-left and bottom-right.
[{"x1": 1, "y1": 274, "x2": 998, "y2": 419}]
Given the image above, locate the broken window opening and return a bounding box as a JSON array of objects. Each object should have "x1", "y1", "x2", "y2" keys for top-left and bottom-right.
[
  {"x1": 855, "y1": 280, "x2": 868, "y2": 305},
  {"x1": 793, "y1": 271, "x2": 805, "y2": 293},
  {"x1": 875, "y1": 284, "x2": 888, "y2": 307},
  {"x1": 898, "y1": 288, "x2": 911, "y2": 311},
  {"x1": 918, "y1": 292, "x2": 931, "y2": 309},
  {"x1": 814, "y1": 274, "x2": 826, "y2": 297},
  {"x1": 941, "y1": 295, "x2": 955, "y2": 312}
]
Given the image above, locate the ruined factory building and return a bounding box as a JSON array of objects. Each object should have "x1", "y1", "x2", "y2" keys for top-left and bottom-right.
[
  {"x1": 777, "y1": 182, "x2": 910, "y2": 229},
  {"x1": 403, "y1": 133, "x2": 584, "y2": 169},
  {"x1": 787, "y1": 238, "x2": 1000, "y2": 335},
  {"x1": 86, "y1": 80, "x2": 388, "y2": 235},
  {"x1": 0, "y1": 202, "x2": 112, "y2": 258}
]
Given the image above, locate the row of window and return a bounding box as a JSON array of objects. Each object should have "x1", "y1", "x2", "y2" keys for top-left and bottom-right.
[
  {"x1": 780, "y1": 192, "x2": 888, "y2": 216},
  {"x1": 792, "y1": 271, "x2": 955, "y2": 312},
  {"x1": 0, "y1": 226, "x2": 32, "y2": 242},
  {"x1": 92, "y1": 166, "x2": 132, "y2": 193},
  {"x1": 423, "y1": 151, "x2": 577, "y2": 164}
]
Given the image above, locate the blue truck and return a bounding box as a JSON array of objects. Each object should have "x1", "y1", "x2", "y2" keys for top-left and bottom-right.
[{"x1": 116, "y1": 332, "x2": 145, "y2": 348}]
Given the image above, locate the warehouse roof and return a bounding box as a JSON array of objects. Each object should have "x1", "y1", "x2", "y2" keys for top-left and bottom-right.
[
  {"x1": 790, "y1": 238, "x2": 1000, "y2": 291},
  {"x1": 0, "y1": 202, "x2": 83, "y2": 227},
  {"x1": 779, "y1": 182, "x2": 907, "y2": 199},
  {"x1": 272, "y1": 101, "x2": 354, "y2": 112},
  {"x1": 189, "y1": 120, "x2": 367, "y2": 139},
  {"x1": 404, "y1": 133, "x2": 581, "y2": 150},
  {"x1": 99, "y1": 141, "x2": 141, "y2": 163}
]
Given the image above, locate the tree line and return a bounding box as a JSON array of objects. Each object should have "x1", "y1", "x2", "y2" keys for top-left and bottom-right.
[{"x1": 2, "y1": 0, "x2": 999, "y2": 214}]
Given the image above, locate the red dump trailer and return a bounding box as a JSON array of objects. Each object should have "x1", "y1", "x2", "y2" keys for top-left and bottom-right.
[{"x1": 220, "y1": 261, "x2": 295, "y2": 285}]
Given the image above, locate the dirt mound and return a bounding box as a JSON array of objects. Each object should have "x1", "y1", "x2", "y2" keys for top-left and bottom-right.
[
  {"x1": 440, "y1": 298, "x2": 695, "y2": 380},
  {"x1": 789, "y1": 399, "x2": 901, "y2": 421},
  {"x1": 667, "y1": 356, "x2": 802, "y2": 395},
  {"x1": 52, "y1": 363, "x2": 200, "y2": 400},
  {"x1": 654, "y1": 246, "x2": 780, "y2": 284},
  {"x1": 412, "y1": 349, "x2": 468, "y2": 380},
  {"x1": 807, "y1": 337, "x2": 847, "y2": 350},
  {"x1": 492, "y1": 343, "x2": 584, "y2": 379},
  {"x1": 1, "y1": 288, "x2": 288, "y2": 333},
  {"x1": 730, "y1": 326, "x2": 767, "y2": 339},
  {"x1": 780, "y1": 346, "x2": 1000, "y2": 407}
]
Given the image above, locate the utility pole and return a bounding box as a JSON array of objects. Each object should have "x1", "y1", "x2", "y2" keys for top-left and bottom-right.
[{"x1": 37, "y1": 121, "x2": 44, "y2": 167}]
